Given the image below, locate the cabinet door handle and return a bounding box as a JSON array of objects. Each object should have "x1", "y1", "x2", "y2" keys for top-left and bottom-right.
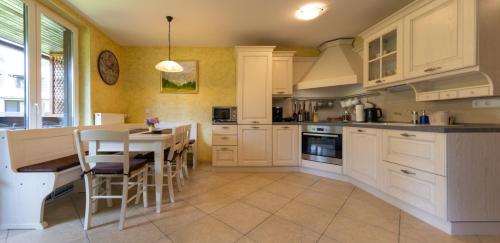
[
  {"x1": 375, "y1": 80, "x2": 382, "y2": 84},
  {"x1": 278, "y1": 91, "x2": 285, "y2": 94},
  {"x1": 400, "y1": 133, "x2": 416, "y2": 137},
  {"x1": 252, "y1": 121, "x2": 260, "y2": 124},
  {"x1": 401, "y1": 169, "x2": 416, "y2": 175},
  {"x1": 357, "y1": 129, "x2": 365, "y2": 132},
  {"x1": 424, "y1": 66, "x2": 442, "y2": 72}
]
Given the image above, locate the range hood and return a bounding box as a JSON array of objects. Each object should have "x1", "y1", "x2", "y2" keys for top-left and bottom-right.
[{"x1": 296, "y1": 38, "x2": 362, "y2": 90}]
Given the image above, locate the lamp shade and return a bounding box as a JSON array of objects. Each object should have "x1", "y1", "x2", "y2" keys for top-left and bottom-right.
[{"x1": 155, "y1": 60, "x2": 184, "y2": 72}]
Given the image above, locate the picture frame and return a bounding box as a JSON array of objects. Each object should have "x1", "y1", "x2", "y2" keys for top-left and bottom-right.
[{"x1": 160, "y1": 60, "x2": 199, "y2": 93}]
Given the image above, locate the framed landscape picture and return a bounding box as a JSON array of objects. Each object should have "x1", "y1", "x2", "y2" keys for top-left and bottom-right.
[{"x1": 160, "y1": 60, "x2": 199, "y2": 93}]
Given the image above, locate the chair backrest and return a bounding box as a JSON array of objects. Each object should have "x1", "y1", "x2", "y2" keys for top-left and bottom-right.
[
  {"x1": 183, "y1": 124, "x2": 192, "y2": 147},
  {"x1": 73, "y1": 129, "x2": 130, "y2": 174},
  {"x1": 172, "y1": 126, "x2": 185, "y2": 154}
]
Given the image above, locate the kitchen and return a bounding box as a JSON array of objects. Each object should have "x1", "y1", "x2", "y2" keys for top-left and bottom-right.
[{"x1": 1, "y1": 0, "x2": 500, "y2": 242}]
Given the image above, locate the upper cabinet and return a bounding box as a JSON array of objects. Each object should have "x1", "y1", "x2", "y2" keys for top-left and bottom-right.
[
  {"x1": 364, "y1": 20, "x2": 403, "y2": 88},
  {"x1": 272, "y1": 51, "x2": 295, "y2": 96},
  {"x1": 403, "y1": 0, "x2": 476, "y2": 79},
  {"x1": 235, "y1": 46, "x2": 275, "y2": 124}
]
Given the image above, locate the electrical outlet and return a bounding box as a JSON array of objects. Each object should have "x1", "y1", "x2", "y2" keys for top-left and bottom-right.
[{"x1": 472, "y1": 98, "x2": 500, "y2": 108}]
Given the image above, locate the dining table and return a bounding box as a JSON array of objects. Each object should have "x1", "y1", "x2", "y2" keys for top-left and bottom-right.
[{"x1": 90, "y1": 126, "x2": 174, "y2": 213}]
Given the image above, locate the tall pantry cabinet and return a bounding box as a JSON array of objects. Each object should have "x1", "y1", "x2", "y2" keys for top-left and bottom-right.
[{"x1": 235, "y1": 46, "x2": 275, "y2": 166}]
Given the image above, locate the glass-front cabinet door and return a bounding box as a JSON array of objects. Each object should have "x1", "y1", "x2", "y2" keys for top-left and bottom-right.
[{"x1": 364, "y1": 20, "x2": 403, "y2": 88}]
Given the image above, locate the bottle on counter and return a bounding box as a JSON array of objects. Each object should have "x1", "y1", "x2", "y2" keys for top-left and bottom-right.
[
  {"x1": 297, "y1": 102, "x2": 304, "y2": 122},
  {"x1": 292, "y1": 102, "x2": 298, "y2": 121},
  {"x1": 411, "y1": 110, "x2": 419, "y2": 124},
  {"x1": 419, "y1": 110, "x2": 430, "y2": 125}
]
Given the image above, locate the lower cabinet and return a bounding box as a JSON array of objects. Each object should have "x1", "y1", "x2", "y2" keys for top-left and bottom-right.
[
  {"x1": 272, "y1": 125, "x2": 299, "y2": 166},
  {"x1": 238, "y1": 125, "x2": 273, "y2": 166},
  {"x1": 344, "y1": 127, "x2": 381, "y2": 186},
  {"x1": 378, "y1": 160, "x2": 446, "y2": 219},
  {"x1": 212, "y1": 146, "x2": 238, "y2": 166}
]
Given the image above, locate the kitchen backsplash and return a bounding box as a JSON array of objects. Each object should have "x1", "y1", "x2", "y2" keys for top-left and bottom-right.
[{"x1": 274, "y1": 88, "x2": 500, "y2": 124}]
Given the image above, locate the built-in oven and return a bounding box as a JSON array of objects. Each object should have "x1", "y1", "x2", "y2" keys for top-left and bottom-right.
[
  {"x1": 301, "y1": 124, "x2": 342, "y2": 166},
  {"x1": 212, "y1": 106, "x2": 237, "y2": 123}
]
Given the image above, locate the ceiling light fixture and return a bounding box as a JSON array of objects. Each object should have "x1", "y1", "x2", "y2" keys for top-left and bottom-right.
[
  {"x1": 295, "y1": 3, "x2": 326, "y2": 21},
  {"x1": 155, "y1": 16, "x2": 183, "y2": 73}
]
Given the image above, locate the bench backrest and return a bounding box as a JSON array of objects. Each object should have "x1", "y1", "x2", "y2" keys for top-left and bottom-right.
[{"x1": 0, "y1": 127, "x2": 77, "y2": 172}]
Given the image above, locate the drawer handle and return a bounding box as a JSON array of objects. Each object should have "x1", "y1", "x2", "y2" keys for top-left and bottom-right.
[
  {"x1": 401, "y1": 169, "x2": 416, "y2": 175},
  {"x1": 278, "y1": 91, "x2": 285, "y2": 94},
  {"x1": 220, "y1": 137, "x2": 229, "y2": 140},
  {"x1": 252, "y1": 121, "x2": 260, "y2": 124},
  {"x1": 251, "y1": 126, "x2": 260, "y2": 129},
  {"x1": 400, "y1": 133, "x2": 416, "y2": 137},
  {"x1": 220, "y1": 147, "x2": 229, "y2": 151},
  {"x1": 375, "y1": 80, "x2": 382, "y2": 84},
  {"x1": 424, "y1": 66, "x2": 442, "y2": 72},
  {"x1": 222, "y1": 126, "x2": 229, "y2": 129},
  {"x1": 283, "y1": 126, "x2": 290, "y2": 129},
  {"x1": 357, "y1": 129, "x2": 365, "y2": 132}
]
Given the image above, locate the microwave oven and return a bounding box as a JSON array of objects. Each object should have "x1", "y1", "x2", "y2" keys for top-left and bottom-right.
[{"x1": 212, "y1": 106, "x2": 237, "y2": 122}]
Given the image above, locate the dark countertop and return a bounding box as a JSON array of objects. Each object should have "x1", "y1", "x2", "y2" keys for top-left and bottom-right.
[
  {"x1": 212, "y1": 121, "x2": 500, "y2": 133},
  {"x1": 272, "y1": 121, "x2": 500, "y2": 133}
]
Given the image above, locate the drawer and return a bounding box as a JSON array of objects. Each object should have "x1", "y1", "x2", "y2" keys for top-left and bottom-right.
[
  {"x1": 212, "y1": 125, "x2": 237, "y2": 135},
  {"x1": 458, "y1": 86, "x2": 490, "y2": 98},
  {"x1": 212, "y1": 146, "x2": 238, "y2": 166},
  {"x1": 439, "y1": 90, "x2": 458, "y2": 100},
  {"x1": 212, "y1": 135, "x2": 237, "y2": 145},
  {"x1": 378, "y1": 161, "x2": 446, "y2": 219},
  {"x1": 418, "y1": 92, "x2": 439, "y2": 101},
  {"x1": 382, "y1": 130, "x2": 446, "y2": 176}
]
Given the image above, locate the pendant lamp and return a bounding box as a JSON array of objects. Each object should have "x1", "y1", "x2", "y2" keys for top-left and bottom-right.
[{"x1": 155, "y1": 16, "x2": 183, "y2": 72}]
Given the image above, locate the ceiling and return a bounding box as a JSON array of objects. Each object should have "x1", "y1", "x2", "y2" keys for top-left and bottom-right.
[{"x1": 64, "y1": 0, "x2": 413, "y2": 47}]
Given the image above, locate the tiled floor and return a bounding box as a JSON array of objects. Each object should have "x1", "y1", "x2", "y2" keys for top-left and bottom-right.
[{"x1": 3, "y1": 163, "x2": 499, "y2": 243}]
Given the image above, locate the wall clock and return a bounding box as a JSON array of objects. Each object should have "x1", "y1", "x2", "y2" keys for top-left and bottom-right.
[{"x1": 98, "y1": 50, "x2": 119, "y2": 85}]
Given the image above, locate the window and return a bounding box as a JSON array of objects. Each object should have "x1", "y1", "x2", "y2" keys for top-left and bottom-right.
[{"x1": 0, "y1": 0, "x2": 78, "y2": 130}]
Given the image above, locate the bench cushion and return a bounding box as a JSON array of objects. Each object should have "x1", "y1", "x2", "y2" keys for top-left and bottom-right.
[
  {"x1": 92, "y1": 158, "x2": 148, "y2": 175},
  {"x1": 17, "y1": 154, "x2": 80, "y2": 173},
  {"x1": 189, "y1": 139, "x2": 195, "y2": 144}
]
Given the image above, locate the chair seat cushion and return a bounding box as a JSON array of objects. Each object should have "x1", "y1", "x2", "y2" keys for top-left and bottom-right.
[
  {"x1": 189, "y1": 139, "x2": 195, "y2": 144},
  {"x1": 17, "y1": 154, "x2": 80, "y2": 173},
  {"x1": 135, "y1": 148, "x2": 172, "y2": 162},
  {"x1": 92, "y1": 158, "x2": 147, "y2": 175}
]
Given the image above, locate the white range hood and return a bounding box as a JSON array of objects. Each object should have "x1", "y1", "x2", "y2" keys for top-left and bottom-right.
[{"x1": 297, "y1": 38, "x2": 362, "y2": 90}]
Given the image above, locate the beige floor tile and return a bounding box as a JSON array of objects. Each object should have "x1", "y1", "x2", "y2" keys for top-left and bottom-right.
[
  {"x1": 247, "y1": 215, "x2": 320, "y2": 243},
  {"x1": 242, "y1": 190, "x2": 291, "y2": 213},
  {"x1": 400, "y1": 212, "x2": 482, "y2": 243},
  {"x1": 294, "y1": 190, "x2": 346, "y2": 214},
  {"x1": 212, "y1": 172, "x2": 251, "y2": 181},
  {"x1": 309, "y1": 178, "x2": 354, "y2": 200},
  {"x1": 478, "y1": 235, "x2": 500, "y2": 243},
  {"x1": 317, "y1": 235, "x2": 343, "y2": 243},
  {"x1": 141, "y1": 201, "x2": 207, "y2": 235},
  {"x1": 251, "y1": 172, "x2": 289, "y2": 181},
  {"x1": 85, "y1": 207, "x2": 165, "y2": 243},
  {"x1": 187, "y1": 190, "x2": 237, "y2": 213},
  {"x1": 337, "y1": 189, "x2": 400, "y2": 233},
  {"x1": 235, "y1": 236, "x2": 257, "y2": 243},
  {"x1": 236, "y1": 175, "x2": 275, "y2": 188},
  {"x1": 154, "y1": 237, "x2": 173, "y2": 243},
  {"x1": 212, "y1": 201, "x2": 270, "y2": 234},
  {"x1": 279, "y1": 172, "x2": 321, "y2": 187},
  {"x1": 189, "y1": 175, "x2": 231, "y2": 189},
  {"x1": 167, "y1": 215, "x2": 242, "y2": 243},
  {"x1": 276, "y1": 200, "x2": 335, "y2": 233},
  {"x1": 263, "y1": 181, "x2": 307, "y2": 199},
  {"x1": 324, "y1": 215, "x2": 399, "y2": 243},
  {"x1": 0, "y1": 230, "x2": 7, "y2": 242},
  {"x1": 215, "y1": 180, "x2": 261, "y2": 199}
]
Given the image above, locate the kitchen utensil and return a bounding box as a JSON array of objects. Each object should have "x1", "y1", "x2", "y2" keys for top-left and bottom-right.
[{"x1": 364, "y1": 108, "x2": 383, "y2": 122}]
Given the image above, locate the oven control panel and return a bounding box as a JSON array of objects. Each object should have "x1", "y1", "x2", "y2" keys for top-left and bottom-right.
[{"x1": 302, "y1": 125, "x2": 343, "y2": 134}]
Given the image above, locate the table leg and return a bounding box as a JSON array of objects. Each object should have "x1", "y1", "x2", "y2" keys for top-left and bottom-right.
[
  {"x1": 166, "y1": 161, "x2": 175, "y2": 203},
  {"x1": 154, "y1": 146, "x2": 164, "y2": 213}
]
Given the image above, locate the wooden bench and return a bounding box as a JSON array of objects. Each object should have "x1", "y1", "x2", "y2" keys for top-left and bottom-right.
[{"x1": 0, "y1": 127, "x2": 82, "y2": 230}]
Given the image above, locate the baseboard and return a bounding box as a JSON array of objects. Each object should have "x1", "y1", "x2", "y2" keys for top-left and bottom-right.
[
  {"x1": 0, "y1": 222, "x2": 47, "y2": 230},
  {"x1": 450, "y1": 221, "x2": 500, "y2": 235},
  {"x1": 211, "y1": 166, "x2": 300, "y2": 173}
]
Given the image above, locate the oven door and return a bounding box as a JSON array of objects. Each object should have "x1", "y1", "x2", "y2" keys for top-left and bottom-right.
[{"x1": 301, "y1": 132, "x2": 342, "y2": 165}]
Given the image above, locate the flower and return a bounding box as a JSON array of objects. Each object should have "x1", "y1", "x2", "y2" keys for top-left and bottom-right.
[{"x1": 145, "y1": 117, "x2": 160, "y2": 126}]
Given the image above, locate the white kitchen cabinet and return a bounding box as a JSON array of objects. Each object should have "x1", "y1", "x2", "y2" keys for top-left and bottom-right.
[
  {"x1": 378, "y1": 160, "x2": 446, "y2": 219},
  {"x1": 238, "y1": 125, "x2": 273, "y2": 166},
  {"x1": 344, "y1": 127, "x2": 381, "y2": 186},
  {"x1": 272, "y1": 51, "x2": 295, "y2": 96},
  {"x1": 382, "y1": 130, "x2": 446, "y2": 176},
  {"x1": 403, "y1": 0, "x2": 476, "y2": 79},
  {"x1": 212, "y1": 146, "x2": 238, "y2": 166},
  {"x1": 272, "y1": 125, "x2": 298, "y2": 166},
  {"x1": 236, "y1": 46, "x2": 275, "y2": 124},
  {"x1": 364, "y1": 20, "x2": 403, "y2": 88}
]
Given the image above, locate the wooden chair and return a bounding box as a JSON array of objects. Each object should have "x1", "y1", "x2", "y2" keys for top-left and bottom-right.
[
  {"x1": 73, "y1": 129, "x2": 148, "y2": 230},
  {"x1": 181, "y1": 124, "x2": 191, "y2": 179}
]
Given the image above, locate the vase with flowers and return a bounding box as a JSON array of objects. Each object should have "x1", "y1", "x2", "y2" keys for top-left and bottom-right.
[{"x1": 145, "y1": 117, "x2": 159, "y2": 132}]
